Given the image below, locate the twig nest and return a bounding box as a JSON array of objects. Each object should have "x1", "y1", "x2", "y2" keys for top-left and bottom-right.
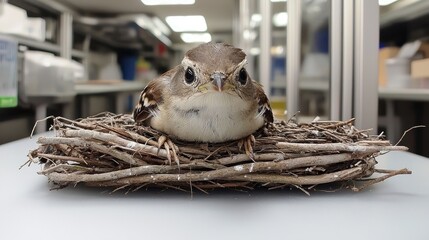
[{"x1": 28, "y1": 112, "x2": 411, "y2": 194}]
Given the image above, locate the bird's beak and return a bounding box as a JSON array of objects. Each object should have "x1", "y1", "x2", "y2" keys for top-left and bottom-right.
[{"x1": 211, "y1": 72, "x2": 226, "y2": 92}]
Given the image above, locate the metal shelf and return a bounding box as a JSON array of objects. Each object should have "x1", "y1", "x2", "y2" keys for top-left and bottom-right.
[
  {"x1": 1, "y1": 33, "x2": 60, "y2": 52},
  {"x1": 71, "y1": 49, "x2": 85, "y2": 59},
  {"x1": 0, "y1": 33, "x2": 85, "y2": 58},
  {"x1": 378, "y1": 87, "x2": 429, "y2": 101},
  {"x1": 380, "y1": 0, "x2": 429, "y2": 27},
  {"x1": 9, "y1": 0, "x2": 76, "y2": 15},
  {"x1": 270, "y1": 77, "x2": 329, "y2": 92},
  {"x1": 73, "y1": 26, "x2": 142, "y2": 50},
  {"x1": 5, "y1": 1, "x2": 83, "y2": 58},
  {"x1": 299, "y1": 77, "x2": 330, "y2": 91}
]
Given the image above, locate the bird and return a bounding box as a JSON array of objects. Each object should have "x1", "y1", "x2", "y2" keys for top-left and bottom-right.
[{"x1": 133, "y1": 42, "x2": 273, "y2": 159}]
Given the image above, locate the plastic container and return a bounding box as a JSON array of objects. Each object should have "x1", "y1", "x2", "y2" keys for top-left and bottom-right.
[
  {"x1": 118, "y1": 53, "x2": 138, "y2": 80},
  {"x1": 26, "y1": 17, "x2": 46, "y2": 41},
  {"x1": 386, "y1": 58, "x2": 411, "y2": 88},
  {"x1": 20, "y1": 51, "x2": 81, "y2": 99},
  {"x1": 0, "y1": 35, "x2": 18, "y2": 108},
  {"x1": 0, "y1": 3, "x2": 27, "y2": 36}
]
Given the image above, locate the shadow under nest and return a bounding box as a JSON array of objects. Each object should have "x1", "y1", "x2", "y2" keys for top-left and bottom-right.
[{"x1": 28, "y1": 112, "x2": 411, "y2": 194}]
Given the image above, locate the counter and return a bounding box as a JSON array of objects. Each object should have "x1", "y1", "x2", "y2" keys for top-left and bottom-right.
[{"x1": 1, "y1": 135, "x2": 428, "y2": 240}]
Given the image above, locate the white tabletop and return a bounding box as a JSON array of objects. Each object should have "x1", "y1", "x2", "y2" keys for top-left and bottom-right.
[{"x1": 1, "y1": 135, "x2": 428, "y2": 240}]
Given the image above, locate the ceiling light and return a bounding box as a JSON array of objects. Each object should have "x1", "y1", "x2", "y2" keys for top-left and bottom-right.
[
  {"x1": 135, "y1": 15, "x2": 152, "y2": 29},
  {"x1": 180, "y1": 33, "x2": 212, "y2": 43},
  {"x1": 273, "y1": 12, "x2": 288, "y2": 27},
  {"x1": 271, "y1": 0, "x2": 287, "y2": 2},
  {"x1": 243, "y1": 30, "x2": 257, "y2": 41},
  {"x1": 378, "y1": 0, "x2": 398, "y2": 6},
  {"x1": 250, "y1": 14, "x2": 261, "y2": 28},
  {"x1": 165, "y1": 15, "x2": 207, "y2": 32},
  {"x1": 251, "y1": 14, "x2": 262, "y2": 23},
  {"x1": 250, "y1": 47, "x2": 260, "y2": 56},
  {"x1": 141, "y1": 0, "x2": 195, "y2": 5},
  {"x1": 152, "y1": 17, "x2": 171, "y2": 35}
]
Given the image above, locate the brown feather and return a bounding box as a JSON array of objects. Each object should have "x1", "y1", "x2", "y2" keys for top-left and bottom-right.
[
  {"x1": 254, "y1": 81, "x2": 274, "y2": 124},
  {"x1": 185, "y1": 42, "x2": 246, "y2": 75},
  {"x1": 133, "y1": 69, "x2": 175, "y2": 125}
]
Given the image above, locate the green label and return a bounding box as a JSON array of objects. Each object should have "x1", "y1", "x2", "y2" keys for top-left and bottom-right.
[{"x1": 0, "y1": 96, "x2": 18, "y2": 108}]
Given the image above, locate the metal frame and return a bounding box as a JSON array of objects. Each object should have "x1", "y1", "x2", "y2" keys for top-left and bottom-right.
[
  {"x1": 238, "y1": 0, "x2": 255, "y2": 77},
  {"x1": 236, "y1": 0, "x2": 379, "y2": 131},
  {"x1": 286, "y1": 0, "x2": 301, "y2": 118},
  {"x1": 232, "y1": 0, "x2": 240, "y2": 47},
  {"x1": 330, "y1": 0, "x2": 342, "y2": 120},
  {"x1": 26, "y1": 0, "x2": 77, "y2": 14},
  {"x1": 353, "y1": 0, "x2": 379, "y2": 132},
  {"x1": 342, "y1": 0, "x2": 354, "y2": 121},
  {"x1": 59, "y1": 12, "x2": 73, "y2": 59},
  {"x1": 381, "y1": 0, "x2": 429, "y2": 27},
  {"x1": 259, "y1": 0, "x2": 271, "y2": 96}
]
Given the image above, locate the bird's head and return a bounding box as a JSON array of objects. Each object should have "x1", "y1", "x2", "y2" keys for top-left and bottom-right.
[{"x1": 171, "y1": 42, "x2": 255, "y2": 100}]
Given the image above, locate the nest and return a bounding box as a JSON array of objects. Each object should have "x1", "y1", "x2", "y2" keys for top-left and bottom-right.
[{"x1": 28, "y1": 112, "x2": 411, "y2": 194}]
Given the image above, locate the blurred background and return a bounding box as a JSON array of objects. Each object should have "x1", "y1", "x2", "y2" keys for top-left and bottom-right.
[{"x1": 0, "y1": 0, "x2": 428, "y2": 156}]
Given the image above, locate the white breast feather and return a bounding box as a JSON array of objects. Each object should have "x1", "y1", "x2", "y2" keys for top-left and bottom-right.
[{"x1": 150, "y1": 92, "x2": 264, "y2": 142}]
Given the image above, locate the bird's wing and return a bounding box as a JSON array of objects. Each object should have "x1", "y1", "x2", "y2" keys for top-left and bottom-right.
[
  {"x1": 254, "y1": 81, "x2": 274, "y2": 124},
  {"x1": 133, "y1": 69, "x2": 175, "y2": 125}
]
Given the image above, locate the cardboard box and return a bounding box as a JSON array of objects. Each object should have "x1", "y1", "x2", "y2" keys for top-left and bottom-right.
[
  {"x1": 379, "y1": 47, "x2": 399, "y2": 87},
  {"x1": 418, "y1": 42, "x2": 429, "y2": 58},
  {"x1": 411, "y1": 58, "x2": 429, "y2": 79}
]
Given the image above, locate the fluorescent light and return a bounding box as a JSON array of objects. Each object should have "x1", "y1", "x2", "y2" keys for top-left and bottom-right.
[
  {"x1": 378, "y1": 0, "x2": 398, "y2": 6},
  {"x1": 250, "y1": 14, "x2": 261, "y2": 28},
  {"x1": 180, "y1": 33, "x2": 212, "y2": 43},
  {"x1": 165, "y1": 15, "x2": 207, "y2": 32},
  {"x1": 252, "y1": 12, "x2": 289, "y2": 28},
  {"x1": 141, "y1": 0, "x2": 195, "y2": 5},
  {"x1": 152, "y1": 17, "x2": 171, "y2": 35},
  {"x1": 273, "y1": 12, "x2": 288, "y2": 27},
  {"x1": 243, "y1": 30, "x2": 257, "y2": 41},
  {"x1": 135, "y1": 15, "x2": 152, "y2": 29},
  {"x1": 271, "y1": 0, "x2": 286, "y2": 2},
  {"x1": 250, "y1": 47, "x2": 260, "y2": 56},
  {"x1": 251, "y1": 13, "x2": 262, "y2": 23}
]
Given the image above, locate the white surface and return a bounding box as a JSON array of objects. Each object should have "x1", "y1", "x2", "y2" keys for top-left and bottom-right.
[{"x1": 1, "y1": 135, "x2": 428, "y2": 240}]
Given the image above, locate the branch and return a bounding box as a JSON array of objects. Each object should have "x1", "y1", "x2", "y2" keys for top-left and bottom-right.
[
  {"x1": 67, "y1": 167, "x2": 366, "y2": 187},
  {"x1": 227, "y1": 167, "x2": 363, "y2": 185},
  {"x1": 37, "y1": 137, "x2": 148, "y2": 166},
  {"x1": 276, "y1": 142, "x2": 408, "y2": 153},
  {"x1": 352, "y1": 168, "x2": 412, "y2": 191},
  {"x1": 45, "y1": 153, "x2": 365, "y2": 183}
]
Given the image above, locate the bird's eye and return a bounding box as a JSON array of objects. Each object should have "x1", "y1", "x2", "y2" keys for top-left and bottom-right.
[
  {"x1": 184, "y1": 67, "x2": 195, "y2": 84},
  {"x1": 238, "y1": 68, "x2": 247, "y2": 85}
]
